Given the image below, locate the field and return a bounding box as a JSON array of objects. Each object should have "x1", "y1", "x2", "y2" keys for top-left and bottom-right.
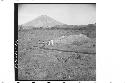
[{"x1": 17, "y1": 24, "x2": 96, "y2": 81}]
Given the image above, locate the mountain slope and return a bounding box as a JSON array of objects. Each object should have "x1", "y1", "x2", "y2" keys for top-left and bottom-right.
[{"x1": 22, "y1": 15, "x2": 65, "y2": 28}]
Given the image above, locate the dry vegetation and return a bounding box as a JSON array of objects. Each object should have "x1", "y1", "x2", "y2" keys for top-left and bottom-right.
[{"x1": 18, "y1": 24, "x2": 96, "y2": 81}]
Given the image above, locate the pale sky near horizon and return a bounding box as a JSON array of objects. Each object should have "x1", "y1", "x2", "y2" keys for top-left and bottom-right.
[{"x1": 18, "y1": 4, "x2": 96, "y2": 25}]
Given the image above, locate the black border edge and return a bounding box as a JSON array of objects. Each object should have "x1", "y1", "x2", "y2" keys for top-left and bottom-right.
[
  {"x1": 14, "y1": 3, "x2": 96, "y2": 4},
  {"x1": 14, "y1": 3, "x2": 18, "y2": 81}
]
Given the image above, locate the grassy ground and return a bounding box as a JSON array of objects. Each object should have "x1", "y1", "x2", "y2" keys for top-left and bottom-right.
[{"x1": 18, "y1": 25, "x2": 96, "y2": 81}]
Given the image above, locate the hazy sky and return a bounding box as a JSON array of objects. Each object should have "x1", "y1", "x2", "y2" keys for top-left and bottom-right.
[{"x1": 18, "y1": 4, "x2": 96, "y2": 25}]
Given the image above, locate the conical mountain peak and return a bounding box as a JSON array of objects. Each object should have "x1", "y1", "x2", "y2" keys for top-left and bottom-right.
[
  {"x1": 39, "y1": 15, "x2": 48, "y2": 18},
  {"x1": 41, "y1": 15, "x2": 48, "y2": 16},
  {"x1": 23, "y1": 15, "x2": 65, "y2": 28}
]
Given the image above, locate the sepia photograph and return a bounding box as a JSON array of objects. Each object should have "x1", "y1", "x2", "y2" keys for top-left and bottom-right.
[{"x1": 14, "y1": 3, "x2": 96, "y2": 81}]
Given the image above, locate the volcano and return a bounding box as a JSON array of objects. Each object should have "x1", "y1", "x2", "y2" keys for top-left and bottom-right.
[{"x1": 22, "y1": 15, "x2": 65, "y2": 28}]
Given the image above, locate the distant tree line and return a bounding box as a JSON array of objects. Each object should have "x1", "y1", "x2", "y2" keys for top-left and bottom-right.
[
  {"x1": 18, "y1": 24, "x2": 96, "y2": 35},
  {"x1": 49, "y1": 24, "x2": 96, "y2": 31}
]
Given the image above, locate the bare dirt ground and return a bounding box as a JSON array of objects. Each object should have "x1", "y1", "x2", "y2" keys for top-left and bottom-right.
[{"x1": 18, "y1": 26, "x2": 96, "y2": 81}]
